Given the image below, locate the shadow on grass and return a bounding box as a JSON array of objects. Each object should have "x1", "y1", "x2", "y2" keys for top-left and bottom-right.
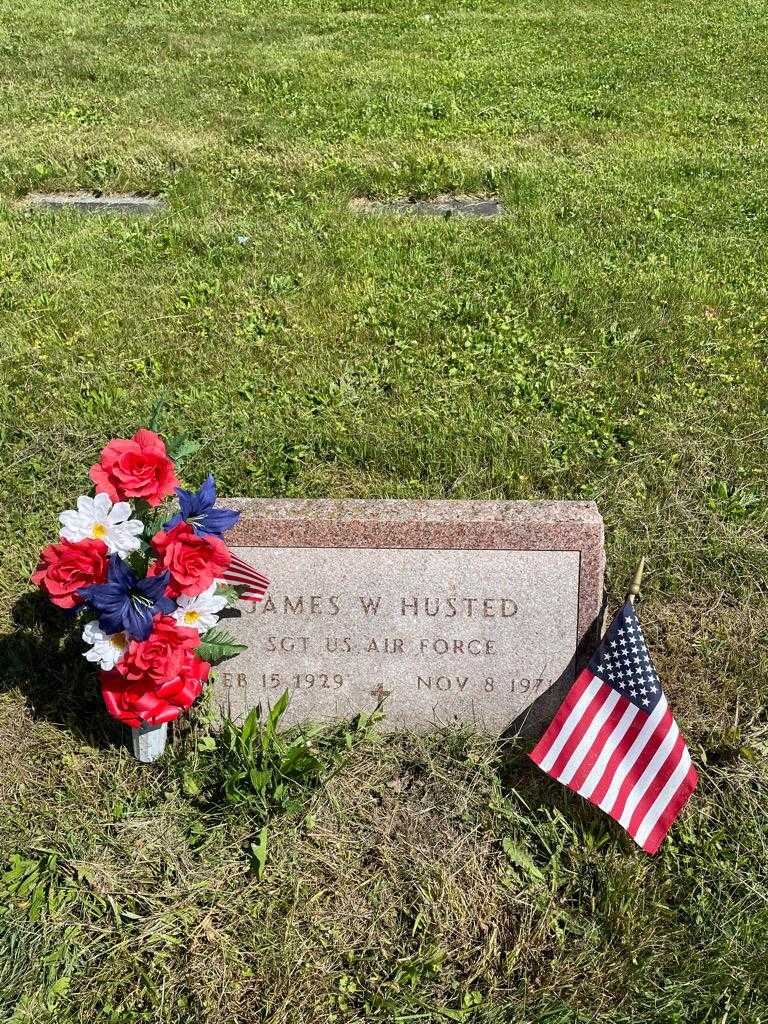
[
  {"x1": 0, "y1": 590, "x2": 123, "y2": 749},
  {"x1": 495, "y1": 737, "x2": 631, "y2": 853},
  {"x1": 503, "y1": 602, "x2": 606, "y2": 746}
]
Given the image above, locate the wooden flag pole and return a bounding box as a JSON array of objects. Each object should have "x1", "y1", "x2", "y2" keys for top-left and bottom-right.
[{"x1": 626, "y1": 557, "x2": 646, "y2": 606}]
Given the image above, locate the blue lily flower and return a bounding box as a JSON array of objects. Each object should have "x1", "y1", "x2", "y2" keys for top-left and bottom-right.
[
  {"x1": 79, "y1": 555, "x2": 176, "y2": 641},
  {"x1": 164, "y1": 474, "x2": 240, "y2": 538}
]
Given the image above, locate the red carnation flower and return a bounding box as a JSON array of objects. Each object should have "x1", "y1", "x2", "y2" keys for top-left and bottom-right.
[
  {"x1": 90, "y1": 429, "x2": 178, "y2": 507},
  {"x1": 100, "y1": 654, "x2": 209, "y2": 727},
  {"x1": 31, "y1": 537, "x2": 109, "y2": 609},
  {"x1": 117, "y1": 615, "x2": 200, "y2": 688},
  {"x1": 151, "y1": 522, "x2": 230, "y2": 597}
]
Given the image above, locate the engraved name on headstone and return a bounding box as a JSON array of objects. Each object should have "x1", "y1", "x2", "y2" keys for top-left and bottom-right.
[{"x1": 215, "y1": 500, "x2": 604, "y2": 734}]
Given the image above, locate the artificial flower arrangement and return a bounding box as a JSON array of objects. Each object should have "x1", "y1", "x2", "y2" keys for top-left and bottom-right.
[{"x1": 31, "y1": 428, "x2": 267, "y2": 739}]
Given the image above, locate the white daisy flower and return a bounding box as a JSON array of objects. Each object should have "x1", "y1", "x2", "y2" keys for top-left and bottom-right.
[
  {"x1": 172, "y1": 580, "x2": 228, "y2": 631},
  {"x1": 59, "y1": 493, "x2": 144, "y2": 558},
  {"x1": 82, "y1": 620, "x2": 129, "y2": 671}
]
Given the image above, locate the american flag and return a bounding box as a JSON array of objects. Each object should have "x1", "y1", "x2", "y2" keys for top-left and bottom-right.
[
  {"x1": 220, "y1": 553, "x2": 269, "y2": 602},
  {"x1": 530, "y1": 601, "x2": 697, "y2": 854}
]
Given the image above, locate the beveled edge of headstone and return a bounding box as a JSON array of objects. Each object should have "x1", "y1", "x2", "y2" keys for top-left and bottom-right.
[
  {"x1": 221, "y1": 498, "x2": 604, "y2": 733},
  {"x1": 223, "y1": 497, "x2": 600, "y2": 529},
  {"x1": 22, "y1": 191, "x2": 165, "y2": 215},
  {"x1": 350, "y1": 194, "x2": 504, "y2": 218},
  {"x1": 222, "y1": 501, "x2": 603, "y2": 572}
]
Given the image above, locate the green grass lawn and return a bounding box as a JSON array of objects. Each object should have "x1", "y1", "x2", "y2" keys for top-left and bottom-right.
[{"x1": 1, "y1": 0, "x2": 768, "y2": 1020}]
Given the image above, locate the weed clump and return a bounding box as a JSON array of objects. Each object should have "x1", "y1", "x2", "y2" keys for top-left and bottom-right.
[{"x1": 178, "y1": 692, "x2": 380, "y2": 875}]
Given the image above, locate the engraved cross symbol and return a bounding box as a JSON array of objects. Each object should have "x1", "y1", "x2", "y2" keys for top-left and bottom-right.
[{"x1": 371, "y1": 682, "x2": 391, "y2": 702}]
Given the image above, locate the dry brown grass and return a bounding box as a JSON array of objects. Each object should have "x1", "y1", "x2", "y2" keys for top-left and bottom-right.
[{"x1": 2, "y1": 591, "x2": 767, "y2": 1024}]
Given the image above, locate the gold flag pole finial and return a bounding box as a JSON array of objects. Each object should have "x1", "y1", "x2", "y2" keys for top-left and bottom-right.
[{"x1": 626, "y1": 557, "x2": 646, "y2": 606}]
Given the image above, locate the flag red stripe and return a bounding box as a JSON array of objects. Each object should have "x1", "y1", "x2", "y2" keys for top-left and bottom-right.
[
  {"x1": 565, "y1": 690, "x2": 631, "y2": 793},
  {"x1": 576, "y1": 701, "x2": 639, "y2": 800},
  {"x1": 220, "y1": 576, "x2": 268, "y2": 590},
  {"x1": 604, "y1": 707, "x2": 674, "y2": 819},
  {"x1": 627, "y1": 731, "x2": 687, "y2": 838},
  {"x1": 530, "y1": 669, "x2": 596, "y2": 767},
  {"x1": 224, "y1": 555, "x2": 269, "y2": 586},
  {"x1": 220, "y1": 554, "x2": 270, "y2": 602},
  {"x1": 548, "y1": 684, "x2": 615, "y2": 779},
  {"x1": 229, "y1": 553, "x2": 267, "y2": 573},
  {"x1": 588, "y1": 708, "x2": 648, "y2": 806},
  {"x1": 641, "y1": 764, "x2": 698, "y2": 855}
]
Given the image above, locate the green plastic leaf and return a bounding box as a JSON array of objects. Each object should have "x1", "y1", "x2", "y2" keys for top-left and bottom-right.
[
  {"x1": 215, "y1": 583, "x2": 243, "y2": 606},
  {"x1": 196, "y1": 628, "x2": 247, "y2": 665}
]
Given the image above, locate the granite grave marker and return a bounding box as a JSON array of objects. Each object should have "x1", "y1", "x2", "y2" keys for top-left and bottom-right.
[
  {"x1": 215, "y1": 499, "x2": 604, "y2": 734},
  {"x1": 350, "y1": 195, "x2": 505, "y2": 218},
  {"x1": 23, "y1": 192, "x2": 164, "y2": 215}
]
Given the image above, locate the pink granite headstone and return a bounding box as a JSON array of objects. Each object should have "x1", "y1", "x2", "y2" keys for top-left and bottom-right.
[{"x1": 214, "y1": 499, "x2": 604, "y2": 735}]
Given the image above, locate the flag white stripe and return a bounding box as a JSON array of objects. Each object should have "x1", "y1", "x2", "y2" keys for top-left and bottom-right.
[
  {"x1": 230, "y1": 571, "x2": 268, "y2": 583},
  {"x1": 618, "y1": 719, "x2": 680, "y2": 829},
  {"x1": 222, "y1": 559, "x2": 269, "y2": 587},
  {"x1": 537, "y1": 676, "x2": 604, "y2": 773},
  {"x1": 229, "y1": 555, "x2": 267, "y2": 572},
  {"x1": 598, "y1": 695, "x2": 668, "y2": 814},
  {"x1": 577, "y1": 700, "x2": 638, "y2": 799},
  {"x1": 558, "y1": 688, "x2": 622, "y2": 785},
  {"x1": 633, "y1": 750, "x2": 692, "y2": 847},
  {"x1": 220, "y1": 556, "x2": 269, "y2": 602},
  {"x1": 223, "y1": 567, "x2": 268, "y2": 585}
]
